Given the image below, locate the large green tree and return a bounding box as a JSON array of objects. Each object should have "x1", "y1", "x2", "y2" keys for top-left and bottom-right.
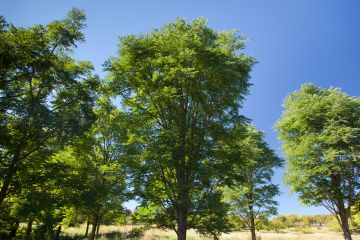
[
  {"x1": 106, "y1": 18, "x2": 254, "y2": 239},
  {"x1": 224, "y1": 125, "x2": 282, "y2": 240},
  {"x1": 0, "y1": 8, "x2": 99, "y2": 208},
  {"x1": 275, "y1": 83, "x2": 360, "y2": 240}
]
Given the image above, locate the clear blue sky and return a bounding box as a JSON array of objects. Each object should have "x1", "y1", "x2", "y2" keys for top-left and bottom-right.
[{"x1": 3, "y1": 0, "x2": 360, "y2": 215}]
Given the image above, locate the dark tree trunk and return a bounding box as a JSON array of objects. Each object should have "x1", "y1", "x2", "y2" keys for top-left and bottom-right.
[
  {"x1": 175, "y1": 168, "x2": 188, "y2": 240},
  {"x1": 176, "y1": 145, "x2": 187, "y2": 240},
  {"x1": 249, "y1": 210, "x2": 256, "y2": 240},
  {"x1": 89, "y1": 213, "x2": 100, "y2": 240},
  {"x1": 54, "y1": 225, "x2": 62, "y2": 240},
  {"x1": 177, "y1": 204, "x2": 187, "y2": 240},
  {"x1": 332, "y1": 174, "x2": 352, "y2": 240},
  {"x1": 175, "y1": 106, "x2": 189, "y2": 240},
  {"x1": 85, "y1": 219, "x2": 90, "y2": 238},
  {"x1": 26, "y1": 217, "x2": 34, "y2": 240},
  {"x1": 8, "y1": 220, "x2": 19, "y2": 239},
  {"x1": 247, "y1": 182, "x2": 256, "y2": 240},
  {"x1": 339, "y1": 201, "x2": 352, "y2": 240},
  {"x1": 0, "y1": 152, "x2": 20, "y2": 206},
  {"x1": 95, "y1": 216, "x2": 101, "y2": 238}
]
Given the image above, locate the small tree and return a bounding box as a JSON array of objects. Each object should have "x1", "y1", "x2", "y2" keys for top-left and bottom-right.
[
  {"x1": 275, "y1": 83, "x2": 360, "y2": 240},
  {"x1": 70, "y1": 96, "x2": 129, "y2": 240},
  {"x1": 224, "y1": 125, "x2": 282, "y2": 240}
]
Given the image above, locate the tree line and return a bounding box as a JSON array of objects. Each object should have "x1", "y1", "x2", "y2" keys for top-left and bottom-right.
[{"x1": 0, "y1": 8, "x2": 359, "y2": 240}]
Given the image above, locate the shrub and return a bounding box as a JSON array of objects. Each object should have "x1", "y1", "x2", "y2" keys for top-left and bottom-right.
[{"x1": 126, "y1": 227, "x2": 145, "y2": 240}]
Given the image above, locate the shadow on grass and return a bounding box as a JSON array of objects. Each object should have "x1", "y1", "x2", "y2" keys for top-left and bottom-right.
[{"x1": 61, "y1": 231, "x2": 126, "y2": 240}]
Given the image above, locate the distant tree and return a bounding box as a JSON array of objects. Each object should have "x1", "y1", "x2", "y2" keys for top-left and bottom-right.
[
  {"x1": 106, "y1": 18, "x2": 254, "y2": 240},
  {"x1": 224, "y1": 125, "x2": 282, "y2": 240},
  {"x1": 0, "y1": 8, "x2": 99, "y2": 208},
  {"x1": 270, "y1": 214, "x2": 335, "y2": 231},
  {"x1": 275, "y1": 83, "x2": 360, "y2": 240}
]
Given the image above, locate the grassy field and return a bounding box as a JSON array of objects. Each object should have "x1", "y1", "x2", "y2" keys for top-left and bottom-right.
[{"x1": 62, "y1": 225, "x2": 360, "y2": 240}]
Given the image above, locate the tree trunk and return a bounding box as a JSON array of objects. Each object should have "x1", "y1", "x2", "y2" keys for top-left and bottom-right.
[
  {"x1": 176, "y1": 108, "x2": 188, "y2": 240},
  {"x1": 248, "y1": 198, "x2": 256, "y2": 240},
  {"x1": 249, "y1": 212, "x2": 256, "y2": 240},
  {"x1": 0, "y1": 152, "x2": 20, "y2": 206},
  {"x1": 85, "y1": 219, "x2": 90, "y2": 238},
  {"x1": 339, "y1": 202, "x2": 352, "y2": 240},
  {"x1": 26, "y1": 217, "x2": 34, "y2": 240},
  {"x1": 96, "y1": 216, "x2": 101, "y2": 238},
  {"x1": 177, "y1": 204, "x2": 187, "y2": 240},
  {"x1": 332, "y1": 173, "x2": 352, "y2": 240},
  {"x1": 8, "y1": 220, "x2": 19, "y2": 239},
  {"x1": 54, "y1": 225, "x2": 62, "y2": 240},
  {"x1": 89, "y1": 213, "x2": 99, "y2": 240},
  {"x1": 248, "y1": 182, "x2": 256, "y2": 240}
]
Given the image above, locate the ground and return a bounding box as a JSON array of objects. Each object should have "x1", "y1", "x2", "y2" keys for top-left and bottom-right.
[{"x1": 62, "y1": 225, "x2": 360, "y2": 240}]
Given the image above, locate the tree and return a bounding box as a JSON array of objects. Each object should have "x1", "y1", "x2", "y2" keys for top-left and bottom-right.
[
  {"x1": 0, "y1": 8, "x2": 99, "y2": 208},
  {"x1": 69, "y1": 96, "x2": 129, "y2": 240},
  {"x1": 275, "y1": 83, "x2": 360, "y2": 240},
  {"x1": 106, "y1": 18, "x2": 255, "y2": 239},
  {"x1": 224, "y1": 125, "x2": 282, "y2": 240}
]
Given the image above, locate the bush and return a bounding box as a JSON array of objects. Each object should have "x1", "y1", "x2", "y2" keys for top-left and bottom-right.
[{"x1": 126, "y1": 227, "x2": 145, "y2": 240}]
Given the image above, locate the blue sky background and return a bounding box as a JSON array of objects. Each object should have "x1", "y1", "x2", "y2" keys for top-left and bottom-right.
[{"x1": 2, "y1": 0, "x2": 360, "y2": 215}]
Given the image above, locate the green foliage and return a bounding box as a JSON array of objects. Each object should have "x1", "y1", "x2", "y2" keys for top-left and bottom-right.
[
  {"x1": 227, "y1": 214, "x2": 247, "y2": 230},
  {"x1": 106, "y1": 17, "x2": 254, "y2": 238},
  {"x1": 132, "y1": 205, "x2": 159, "y2": 226}
]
